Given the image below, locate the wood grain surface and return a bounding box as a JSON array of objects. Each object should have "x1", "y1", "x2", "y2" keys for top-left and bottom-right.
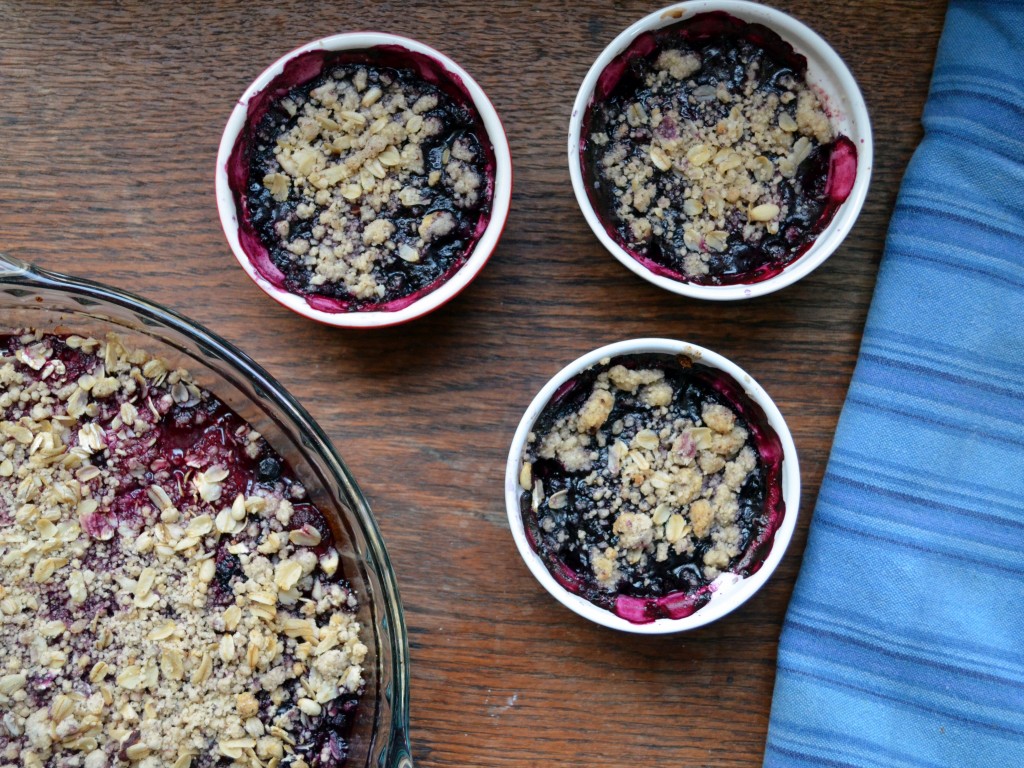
[{"x1": 0, "y1": 1, "x2": 948, "y2": 765}]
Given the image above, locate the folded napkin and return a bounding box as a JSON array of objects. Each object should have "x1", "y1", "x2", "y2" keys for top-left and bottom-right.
[{"x1": 764, "y1": 3, "x2": 1024, "y2": 766}]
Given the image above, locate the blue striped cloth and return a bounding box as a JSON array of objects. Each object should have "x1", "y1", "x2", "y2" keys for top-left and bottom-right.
[{"x1": 764, "y1": 3, "x2": 1024, "y2": 766}]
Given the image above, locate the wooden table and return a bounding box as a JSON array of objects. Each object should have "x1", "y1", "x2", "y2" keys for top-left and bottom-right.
[{"x1": 0, "y1": 1, "x2": 948, "y2": 765}]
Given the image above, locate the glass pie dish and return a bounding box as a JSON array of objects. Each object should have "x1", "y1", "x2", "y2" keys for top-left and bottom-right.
[{"x1": 0, "y1": 252, "x2": 412, "y2": 768}]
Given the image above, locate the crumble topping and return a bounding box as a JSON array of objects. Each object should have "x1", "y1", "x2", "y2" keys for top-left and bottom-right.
[
  {"x1": 522, "y1": 358, "x2": 762, "y2": 602},
  {"x1": 585, "y1": 16, "x2": 847, "y2": 284},
  {"x1": 0, "y1": 332, "x2": 366, "y2": 768},
  {"x1": 248, "y1": 64, "x2": 489, "y2": 305}
]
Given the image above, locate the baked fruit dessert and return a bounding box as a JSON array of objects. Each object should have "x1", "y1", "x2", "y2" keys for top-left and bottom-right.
[
  {"x1": 226, "y1": 46, "x2": 497, "y2": 313},
  {"x1": 517, "y1": 352, "x2": 786, "y2": 624},
  {"x1": 580, "y1": 11, "x2": 857, "y2": 286},
  {"x1": 0, "y1": 332, "x2": 365, "y2": 768}
]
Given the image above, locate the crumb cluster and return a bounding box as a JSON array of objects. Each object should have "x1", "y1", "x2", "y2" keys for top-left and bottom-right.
[
  {"x1": 589, "y1": 41, "x2": 835, "y2": 278},
  {"x1": 0, "y1": 332, "x2": 366, "y2": 768},
  {"x1": 251, "y1": 64, "x2": 487, "y2": 302},
  {"x1": 522, "y1": 361, "x2": 758, "y2": 593}
]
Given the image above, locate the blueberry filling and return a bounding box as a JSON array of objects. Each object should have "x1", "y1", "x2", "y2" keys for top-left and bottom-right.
[
  {"x1": 520, "y1": 353, "x2": 786, "y2": 624},
  {"x1": 582, "y1": 11, "x2": 857, "y2": 285},
  {"x1": 230, "y1": 48, "x2": 496, "y2": 313}
]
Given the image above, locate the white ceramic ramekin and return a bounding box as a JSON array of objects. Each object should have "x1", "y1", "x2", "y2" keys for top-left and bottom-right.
[
  {"x1": 568, "y1": 1, "x2": 872, "y2": 300},
  {"x1": 505, "y1": 338, "x2": 800, "y2": 633},
  {"x1": 216, "y1": 33, "x2": 512, "y2": 328}
]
